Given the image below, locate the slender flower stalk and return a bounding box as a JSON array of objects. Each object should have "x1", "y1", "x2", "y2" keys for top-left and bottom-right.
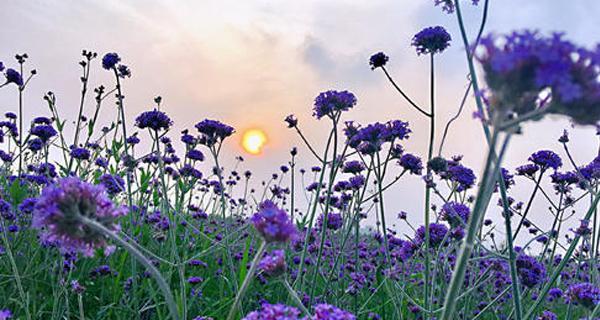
[
  {"x1": 80, "y1": 217, "x2": 180, "y2": 320},
  {"x1": 226, "y1": 241, "x2": 266, "y2": 320}
]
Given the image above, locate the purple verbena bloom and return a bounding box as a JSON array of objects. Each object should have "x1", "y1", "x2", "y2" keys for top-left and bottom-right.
[
  {"x1": 516, "y1": 164, "x2": 539, "y2": 177},
  {"x1": 251, "y1": 200, "x2": 296, "y2": 243},
  {"x1": 195, "y1": 119, "x2": 235, "y2": 146},
  {"x1": 412, "y1": 26, "x2": 451, "y2": 55},
  {"x1": 135, "y1": 109, "x2": 172, "y2": 131},
  {"x1": 369, "y1": 52, "x2": 389, "y2": 70},
  {"x1": 537, "y1": 311, "x2": 557, "y2": 320},
  {"x1": 242, "y1": 303, "x2": 301, "y2": 320},
  {"x1": 398, "y1": 153, "x2": 423, "y2": 175},
  {"x1": 565, "y1": 282, "x2": 600, "y2": 309},
  {"x1": 415, "y1": 223, "x2": 449, "y2": 247},
  {"x1": 70, "y1": 147, "x2": 90, "y2": 160},
  {"x1": 102, "y1": 53, "x2": 120, "y2": 70},
  {"x1": 516, "y1": 253, "x2": 546, "y2": 288},
  {"x1": 32, "y1": 177, "x2": 127, "y2": 256},
  {"x1": 313, "y1": 90, "x2": 357, "y2": 120},
  {"x1": 447, "y1": 163, "x2": 476, "y2": 191},
  {"x1": 440, "y1": 201, "x2": 470, "y2": 227},
  {"x1": 0, "y1": 309, "x2": 11, "y2": 320},
  {"x1": 30, "y1": 125, "x2": 57, "y2": 142},
  {"x1": 342, "y1": 160, "x2": 365, "y2": 175},
  {"x1": 187, "y1": 149, "x2": 205, "y2": 161},
  {"x1": 99, "y1": 174, "x2": 125, "y2": 196},
  {"x1": 529, "y1": 150, "x2": 562, "y2": 170},
  {"x1": 258, "y1": 249, "x2": 286, "y2": 277},
  {"x1": 311, "y1": 304, "x2": 356, "y2": 320},
  {"x1": 318, "y1": 212, "x2": 343, "y2": 231},
  {"x1": 5, "y1": 68, "x2": 23, "y2": 86}
]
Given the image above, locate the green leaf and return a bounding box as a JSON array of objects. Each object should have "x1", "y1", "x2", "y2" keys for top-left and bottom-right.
[
  {"x1": 8, "y1": 179, "x2": 28, "y2": 205},
  {"x1": 238, "y1": 237, "x2": 251, "y2": 286}
]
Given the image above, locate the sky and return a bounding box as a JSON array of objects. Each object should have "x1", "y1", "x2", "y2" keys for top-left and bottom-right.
[{"x1": 1, "y1": 0, "x2": 600, "y2": 242}]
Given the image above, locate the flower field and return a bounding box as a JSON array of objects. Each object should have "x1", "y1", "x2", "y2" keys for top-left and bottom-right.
[{"x1": 1, "y1": 1, "x2": 600, "y2": 319}]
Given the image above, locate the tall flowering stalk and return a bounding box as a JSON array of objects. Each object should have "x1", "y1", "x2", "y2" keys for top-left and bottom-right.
[
  {"x1": 32, "y1": 177, "x2": 179, "y2": 319},
  {"x1": 226, "y1": 200, "x2": 296, "y2": 320}
]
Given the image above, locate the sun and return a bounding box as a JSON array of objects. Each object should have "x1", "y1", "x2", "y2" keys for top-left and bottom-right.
[{"x1": 241, "y1": 129, "x2": 268, "y2": 155}]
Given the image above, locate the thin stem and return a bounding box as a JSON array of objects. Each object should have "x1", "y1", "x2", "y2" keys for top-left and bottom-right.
[
  {"x1": 283, "y1": 279, "x2": 311, "y2": 316},
  {"x1": 80, "y1": 217, "x2": 180, "y2": 320},
  {"x1": 226, "y1": 241, "x2": 266, "y2": 320},
  {"x1": 380, "y1": 66, "x2": 431, "y2": 118}
]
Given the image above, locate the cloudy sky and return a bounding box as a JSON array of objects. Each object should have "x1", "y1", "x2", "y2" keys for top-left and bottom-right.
[{"x1": 1, "y1": 0, "x2": 599, "y2": 240}]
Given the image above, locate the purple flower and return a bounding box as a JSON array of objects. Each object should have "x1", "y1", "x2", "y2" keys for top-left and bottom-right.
[
  {"x1": 5, "y1": 68, "x2": 23, "y2": 86},
  {"x1": 251, "y1": 200, "x2": 296, "y2": 243},
  {"x1": 99, "y1": 174, "x2": 125, "y2": 195},
  {"x1": 102, "y1": 53, "x2": 120, "y2": 70},
  {"x1": 537, "y1": 311, "x2": 556, "y2": 320},
  {"x1": 285, "y1": 114, "x2": 298, "y2": 128},
  {"x1": 187, "y1": 276, "x2": 204, "y2": 285},
  {"x1": 187, "y1": 149, "x2": 205, "y2": 161},
  {"x1": 135, "y1": 109, "x2": 172, "y2": 131},
  {"x1": 313, "y1": 90, "x2": 357, "y2": 119},
  {"x1": 242, "y1": 303, "x2": 301, "y2": 320},
  {"x1": 516, "y1": 164, "x2": 539, "y2": 177},
  {"x1": 0, "y1": 309, "x2": 11, "y2": 320},
  {"x1": 440, "y1": 202, "x2": 470, "y2": 227},
  {"x1": 433, "y1": 0, "x2": 479, "y2": 13},
  {"x1": 318, "y1": 212, "x2": 343, "y2": 231},
  {"x1": 398, "y1": 153, "x2": 423, "y2": 175},
  {"x1": 411, "y1": 26, "x2": 451, "y2": 55},
  {"x1": 195, "y1": 119, "x2": 235, "y2": 146},
  {"x1": 415, "y1": 223, "x2": 449, "y2": 247},
  {"x1": 70, "y1": 147, "x2": 90, "y2": 160},
  {"x1": 32, "y1": 177, "x2": 126, "y2": 256},
  {"x1": 342, "y1": 160, "x2": 365, "y2": 175},
  {"x1": 30, "y1": 125, "x2": 57, "y2": 142},
  {"x1": 369, "y1": 52, "x2": 389, "y2": 70},
  {"x1": 529, "y1": 150, "x2": 562, "y2": 170},
  {"x1": 566, "y1": 282, "x2": 600, "y2": 309},
  {"x1": 311, "y1": 304, "x2": 356, "y2": 320},
  {"x1": 446, "y1": 163, "x2": 476, "y2": 191},
  {"x1": 477, "y1": 31, "x2": 600, "y2": 124},
  {"x1": 258, "y1": 249, "x2": 286, "y2": 277},
  {"x1": 516, "y1": 253, "x2": 546, "y2": 288}
]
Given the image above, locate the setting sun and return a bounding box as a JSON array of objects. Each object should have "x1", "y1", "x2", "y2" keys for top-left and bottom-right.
[{"x1": 241, "y1": 129, "x2": 268, "y2": 154}]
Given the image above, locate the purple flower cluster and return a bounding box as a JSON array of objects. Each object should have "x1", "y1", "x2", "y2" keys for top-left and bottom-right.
[
  {"x1": 258, "y1": 249, "x2": 286, "y2": 277},
  {"x1": 135, "y1": 109, "x2": 173, "y2": 131},
  {"x1": 32, "y1": 177, "x2": 126, "y2": 256},
  {"x1": 433, "y1": 0, "x2": 479, "y2": 13},
  {"x1": 369, "y1": 52, "x2": 389, "y2": 70},
  {"x1": 99, "y1": 174, "x2": 125, "y2": 195},
  {"x1": 515, "y1": 253, "x2": 546, "y2": 288},
  {"x1": 415, "y1": 223, "x2": 449, "y2": 247},
  {"x1": 251, "y1": 200, "x2": 296, "y2": 243},
  {"x1": 440, "y1": 201, "x2": 470, "y2": 227},
  {"x1": 194, "y1": 119, "x2": 235, "y2": 147},
  {"x1": 318, "y1": 212, "x2": 343, "y2": 231},
  {"x1": 565, "y1": 282, "x2": 600, "y2": 309},
  {"x1": 411, "y1": 26, "x2": 452, "y2": 55},
  {"x1": 346, "y1": 120, "x2": 411, "y2": 155},
  {"x1": 242, "y1": 303, "x2": 301, "y2": 320},
  {"x1": 312, "y1": 304, "x2": 355, "y2": 320},
  {"x1": 398, "y1": 153, "x2": 423, "y2": 175},
  {"x1": 477, "y1": 31, "x2": 600, "y2": 124},
  {"x1": 313, "y1": 90, "x2": 357, "y2": 119}
]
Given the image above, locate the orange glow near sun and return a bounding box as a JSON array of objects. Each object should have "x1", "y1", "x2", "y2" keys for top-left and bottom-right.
[{"x1": 241, "y1": 129, "x2": 267, "y2": 155}]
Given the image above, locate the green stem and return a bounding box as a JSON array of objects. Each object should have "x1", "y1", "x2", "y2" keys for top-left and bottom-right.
[
  {"x1": 80, "y1": 217, "x2": 180, "y2": 320},
  {"x1": 283, "y1": 279, "x2": 311, "y2": 316},
  {"x1": 226, "y1": 241, "x2": 266, "y2": 320}
]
